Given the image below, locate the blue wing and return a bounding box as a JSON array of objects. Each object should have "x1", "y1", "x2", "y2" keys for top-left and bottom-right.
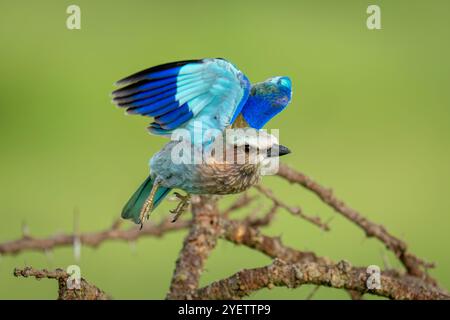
[{"x1": 112, "y1": 58, "x2": 251, "y2": 140}]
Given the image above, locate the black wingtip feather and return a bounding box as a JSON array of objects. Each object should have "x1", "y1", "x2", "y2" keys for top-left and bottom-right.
[
  {"x1": 115, "y1": 59, "x2": 204, "y2": 86},
  {"x1": 112, "y1": 78, "x2": 173, "y2": 99}
]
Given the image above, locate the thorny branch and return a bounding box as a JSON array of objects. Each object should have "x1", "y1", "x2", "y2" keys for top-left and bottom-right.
[
  {"x1": 3, "y1": 164, "x2": 447, "y2": 299},
  {"x1": 0, "y1": 217, "x2": 190, "y2": 255},
  {"x1": 276, "y1": 163, "x2": 435, "y2": 283}
]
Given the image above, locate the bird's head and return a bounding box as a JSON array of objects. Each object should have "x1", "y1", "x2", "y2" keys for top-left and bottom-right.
[
  {"x1": 241, "y1": 76, "x2": 293, "y2": 129},
  {"x1": 265, "y1": 76, "x2": 292, "y2": 107},
  {"x1": 224, "y1": 128, "x2": 291, "y2": 166}
]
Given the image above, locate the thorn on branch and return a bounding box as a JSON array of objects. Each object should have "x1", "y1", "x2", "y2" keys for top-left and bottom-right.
[{"x1": 21, "y1": 221, "x2": 30, "y2": 239}]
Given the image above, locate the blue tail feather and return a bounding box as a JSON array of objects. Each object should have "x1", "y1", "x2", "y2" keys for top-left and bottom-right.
[{"x1": 121, "y1": 175, "x2": 171, "y2": 224}]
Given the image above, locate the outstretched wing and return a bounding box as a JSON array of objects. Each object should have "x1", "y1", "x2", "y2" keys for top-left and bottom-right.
[{"x1": 112, "y1": 58, "x2": 251, "y2": 140}]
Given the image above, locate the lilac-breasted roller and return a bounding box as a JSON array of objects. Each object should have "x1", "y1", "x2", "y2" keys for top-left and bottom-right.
[{"x1": 112, "y1": 58, "x2": 293, "y2": 225}]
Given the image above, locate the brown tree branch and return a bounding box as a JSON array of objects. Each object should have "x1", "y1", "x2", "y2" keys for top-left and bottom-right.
[
  {"x1": 194, "y1": 259, "x2": 449, "y2": 300},
  {"x1": 0, "y1": 217, "x2": 190, "y2": 256},
  {"x1": 14, "y1": 267, "x2": 110, "y2": 300},
  {"x1": 166, "y1": 195, "x2": 222, "y2": 299},
  {"x1": 254, "y1": 185, "x2": 329, "y2": 231},
  {"x1": 276, "y1": 163, "x2": 435, "y2": 282},
  {"x1": 243, "y1": 203, "x2": 279, "y2": 227},
  {"x1": 222, "y1": 192, "x2": 258, "y2": 217},
  {"x1": 222, "y1": 216, "x2": 357, "y2": 301},
  {"x1": 220, "y1": 217, "x2": 328, "y2": 265}
]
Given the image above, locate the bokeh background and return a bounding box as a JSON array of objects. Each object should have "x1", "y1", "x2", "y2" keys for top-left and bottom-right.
[{"x1": 1, "y1": 0, "x2": 449, "y2": 299}]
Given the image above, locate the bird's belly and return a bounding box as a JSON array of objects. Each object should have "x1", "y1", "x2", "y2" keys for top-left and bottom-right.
[
  {"x1": 194, "y1": 163, "x2": 261, "y2": 195},
  {"x1": 151, "y1": 152, "x2": 261, "y2": 195}
]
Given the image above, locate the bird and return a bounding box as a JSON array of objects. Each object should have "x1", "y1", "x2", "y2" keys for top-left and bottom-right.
[
  {"x1": 133, "y1": 129, "x2": 291, "y2": 224},
  {"x1": 112, "y1": 58, "x2": 293, "y2": 225}
]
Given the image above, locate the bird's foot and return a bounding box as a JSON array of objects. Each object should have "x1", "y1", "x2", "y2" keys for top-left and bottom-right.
[
  {"x1": 139, "y1": 199, "x2": 154, "y2": 229},
  {"x1": 170, "y1": 192, "x2": 191, "y2": 223},
  {"x1": 138, "y1": 180, "x2": 161, "y2": 229}
]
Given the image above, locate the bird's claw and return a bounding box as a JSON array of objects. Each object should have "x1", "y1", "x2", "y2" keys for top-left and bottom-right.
[
  {"x1": 170, "y1": 192, "x2": 191, "y2": 222},
  {"x1": 138, "y1": 180, "x2": 161, "y2": 229},
  {"x1": 139, "y1": 197, "x2": 154, "y2": 228}
]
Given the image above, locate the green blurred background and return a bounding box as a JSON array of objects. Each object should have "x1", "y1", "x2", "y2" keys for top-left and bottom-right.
[{"x1": 1, "y1": 0, "x2": 449, "y2": 299}]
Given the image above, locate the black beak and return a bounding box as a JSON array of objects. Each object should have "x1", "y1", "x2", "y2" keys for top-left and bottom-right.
[{"x1": 267, "y1": 144, "x2": 291, "y2": 157}]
